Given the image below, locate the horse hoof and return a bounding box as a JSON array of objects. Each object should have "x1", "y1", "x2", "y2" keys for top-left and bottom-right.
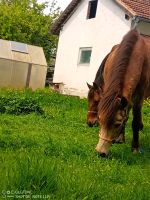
[
  {"x1": 132, "y1": 148, "x2": 140, "y2": 154},
  {"x1": 139, "y1": 123, "x2": 144, "y2": 131}
]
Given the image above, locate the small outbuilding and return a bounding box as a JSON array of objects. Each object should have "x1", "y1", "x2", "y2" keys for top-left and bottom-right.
[{"x1": 0, "y1": 39, "x2": 47, "y2": 90}]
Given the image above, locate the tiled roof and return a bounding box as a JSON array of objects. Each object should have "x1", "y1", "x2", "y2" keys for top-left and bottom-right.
[
  {"x1": 51, "y1": 0, "x2": 150, "y2": 35},
  {"x1": 116, "y1": 0, "x2": 150, "y2": 20}
]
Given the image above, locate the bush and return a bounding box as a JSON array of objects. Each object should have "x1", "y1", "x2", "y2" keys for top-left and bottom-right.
[{"x1": 0, "y1": 93, "x2": 44, "y2": 115}]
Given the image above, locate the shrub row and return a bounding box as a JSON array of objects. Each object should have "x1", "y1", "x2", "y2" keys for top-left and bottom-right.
[{"x1": 0, "y1": 91, "x2": 44, "y2": 115}]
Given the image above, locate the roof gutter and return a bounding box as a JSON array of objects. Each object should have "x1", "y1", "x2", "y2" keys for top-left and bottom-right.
[{"x1": 131, "y1": 16, "x2": 150, "y2": 28}]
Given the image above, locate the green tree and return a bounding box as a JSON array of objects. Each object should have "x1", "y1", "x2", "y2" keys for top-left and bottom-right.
[{"x1": 0, "y1": 0, "x2": 60, "y2": 66}]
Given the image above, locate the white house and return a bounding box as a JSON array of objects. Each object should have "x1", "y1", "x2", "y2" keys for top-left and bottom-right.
[{"x1": 51, "y1": 0, "x2": 150, "y2": 97}]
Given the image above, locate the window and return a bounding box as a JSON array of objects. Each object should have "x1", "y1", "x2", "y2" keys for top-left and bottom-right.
[
  {"x1": 78, "y1": 48, "x2": 92, "y2": 65},
  {"x1": 10, "y1": 41, "x2": 28, "y2": 53},
  {"x1": 87, "y1": 0, "x2": 98, "y2": 19},
  {"x1": 125, "y1": 14, "x2": 130, "y2": 20}
]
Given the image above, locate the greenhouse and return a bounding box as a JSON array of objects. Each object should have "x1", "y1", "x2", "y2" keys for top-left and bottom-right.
[{"x1": 0, "y1": 39, "x2": 47, "y2": 90}]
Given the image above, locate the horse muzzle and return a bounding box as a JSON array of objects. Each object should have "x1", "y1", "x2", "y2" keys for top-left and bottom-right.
[
  {"x1": 87, "y1": 120, "x2": 99, "y2": 127},
  {"x1": 96, "y1": 137, "x2": 112, "y2": 156}
]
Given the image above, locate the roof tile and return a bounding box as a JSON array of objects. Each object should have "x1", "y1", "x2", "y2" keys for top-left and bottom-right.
[{"x1": 117, "y1": 0, "x2": 150, "y2": 20}]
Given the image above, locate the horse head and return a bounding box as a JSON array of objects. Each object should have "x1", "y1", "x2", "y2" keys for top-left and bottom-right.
[
  {"x1": 96, "y1": 95, "x2": 129, "y2": 156},
  {"x1": 87, "y1": 82, "x2": 102, "y2": 127}
]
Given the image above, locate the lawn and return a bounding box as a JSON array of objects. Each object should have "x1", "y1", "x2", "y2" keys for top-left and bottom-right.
[{"x1": 0, "y1": 89, "x2": 150, "y2": 200}]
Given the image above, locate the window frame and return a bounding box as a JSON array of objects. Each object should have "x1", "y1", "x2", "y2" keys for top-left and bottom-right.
[
  {"x1": 87, "y1": 0, "x2": 98, "y2": 19},
  {"x1": 78, "y1": 47, "x2": 92, "y2": 66}
]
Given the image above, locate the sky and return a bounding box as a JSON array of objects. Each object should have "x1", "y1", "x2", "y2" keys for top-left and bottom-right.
[
  {"x1": 54, "y1": 0, "x2": 71, "y2": 10},
  {"x1": 38, "y1": 0, "x2": 71, "y2": 12}
]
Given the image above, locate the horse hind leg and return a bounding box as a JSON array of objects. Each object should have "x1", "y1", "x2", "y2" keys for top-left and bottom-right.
[
  {"x1": 139, "y1": 120, "x2": 144, "y2": 131},
  {"x1": 132, "y1": 103, "x2": 143, "y2": 153}
]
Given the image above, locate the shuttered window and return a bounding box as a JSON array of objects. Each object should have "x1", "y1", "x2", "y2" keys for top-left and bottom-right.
[{"x1": 87, "y1": 0, "x2": 98, "y2": 19}]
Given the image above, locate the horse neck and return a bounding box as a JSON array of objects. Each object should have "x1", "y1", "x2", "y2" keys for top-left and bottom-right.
[{"x1": 99, "y1": 30, "x2": 140, "y2": 128}]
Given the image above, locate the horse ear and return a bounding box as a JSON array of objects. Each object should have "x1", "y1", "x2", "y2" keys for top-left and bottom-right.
[
  {"x1": 121, "y1": 97, "x2": 128, "y2": 108},
  {"x1": 87, "y1": 82, "x2": 92, "y2": 89},
  {"x1": 93, "y1": 82, "x2": 103, "y2": 93},
  {"x1": 93, "y1": 82, "x2": 99, "y2": 90}
]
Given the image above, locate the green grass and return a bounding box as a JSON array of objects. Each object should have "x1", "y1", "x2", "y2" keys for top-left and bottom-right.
[{"x1": 0, "y1": 89, "x2": 150, "y2": 200}]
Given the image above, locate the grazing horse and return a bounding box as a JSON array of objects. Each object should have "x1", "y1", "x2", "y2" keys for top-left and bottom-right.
[
  {"x1": 87, "y1": 45, "x2": 125, "y2": 143},
  {"x1": 87, "y1": 45, "x2": 119, "y2": 127},
  {"x1": 87, "y1": 53, "x2": 109, "y2": 127},
  {"x1": 95, "y1": 29, "x2": 150, "y2": 156}
]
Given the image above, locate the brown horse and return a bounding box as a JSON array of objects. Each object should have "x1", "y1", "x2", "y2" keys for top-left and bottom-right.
[
  {"x1": 87, "y1": 45, "x2": 126, "y2": 143},
  {"x1": 95, "y1": 29, "x2": 150, "y2": 157},
  {"x1": 87, "y1": 54, "x2": 109, "y2": 127},
  {"x1": 87, "y1": 45, "x2": 118, "y2": 127}
]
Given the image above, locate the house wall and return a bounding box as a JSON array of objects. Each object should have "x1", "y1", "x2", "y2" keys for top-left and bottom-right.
[
  {"x1": 53, "y1": 0, "x2": 131, "y2": 97},
  {"x1": 136, "y1": 21, "x2": 150, "y2": 36}
]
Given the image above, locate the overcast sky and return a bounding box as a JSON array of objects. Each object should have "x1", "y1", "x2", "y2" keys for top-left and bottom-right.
[{"x1": 38, "y1": 0, "x2": 71, "y2": 12}]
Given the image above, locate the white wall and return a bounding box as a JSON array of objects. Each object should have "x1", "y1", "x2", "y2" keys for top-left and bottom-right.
[
  {"x1": 53, "y1": 0, "x2": 131, "y2": 97},
  {"x1": 137, "y1": 21, "x2": 150, "y2": 36}
]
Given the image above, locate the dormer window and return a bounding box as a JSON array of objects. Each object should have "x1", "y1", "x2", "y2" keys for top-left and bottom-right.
[{"x1": 87, "y1": 0, "x2": 98, "y2": 19}]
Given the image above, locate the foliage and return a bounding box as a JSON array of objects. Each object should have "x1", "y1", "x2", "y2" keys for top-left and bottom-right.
[
  {"x1": 0, "y1": 0, "x2": 60, "y2": 66},
  {"x1": 0, "y1": 89, "x2": 150, "y2": 199},
  {"x1": 0, "y1": 89, "x2": 44, "y2": 115}
]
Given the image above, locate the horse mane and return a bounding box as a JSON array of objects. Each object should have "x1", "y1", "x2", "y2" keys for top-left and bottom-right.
[{"x1": 98, "y1": 29, "x2": 140, "y2": 127}]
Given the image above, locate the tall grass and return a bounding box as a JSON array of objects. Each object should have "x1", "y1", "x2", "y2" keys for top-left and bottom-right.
[{"x1": 0, "y1": 89, "x2": 150, "y2": 200}]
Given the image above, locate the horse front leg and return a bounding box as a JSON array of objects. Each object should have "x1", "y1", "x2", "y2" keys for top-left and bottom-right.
[
  {"x1": 116, "y1": 106, "x2": 131, "y2": 144},
  {"x1": 132, "y1": 103, "x2": 143, "y2": 153},
  {"x1": 115, "y1": 124, "x2": 125, "y2": 143}
]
